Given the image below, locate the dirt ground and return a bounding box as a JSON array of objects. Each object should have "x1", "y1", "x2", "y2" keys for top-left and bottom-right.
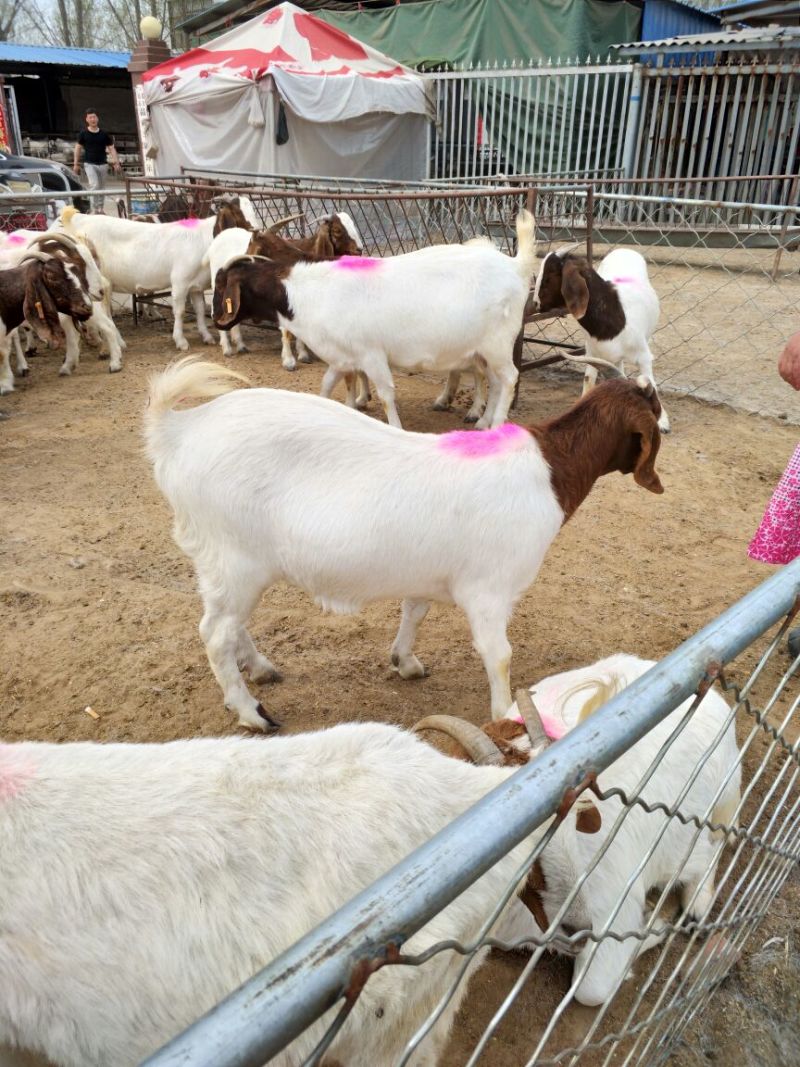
[{"x1": 1, "y1": 316, "x2": 799, "y2": 1066}]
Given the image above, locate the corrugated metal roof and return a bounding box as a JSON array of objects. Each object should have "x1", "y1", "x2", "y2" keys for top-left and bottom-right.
[
  {"x1": 613, "y1": 24, "x2": 800, "y2": 53},
  {"x1": 0, "y1": 43, "x2": 131, "y2": 68}
]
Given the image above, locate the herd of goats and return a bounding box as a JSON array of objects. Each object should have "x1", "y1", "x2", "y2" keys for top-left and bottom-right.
[{"x1": 1, "y1": 191, "x2": 743, "y2": 1067}]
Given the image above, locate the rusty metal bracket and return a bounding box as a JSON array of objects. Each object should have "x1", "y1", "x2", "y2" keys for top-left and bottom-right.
[{"x1": 343, "y1": 942, "x2": 401, "y2": 1005}]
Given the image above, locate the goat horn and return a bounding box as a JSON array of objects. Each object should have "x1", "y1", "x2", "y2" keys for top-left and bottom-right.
[
  {"x1": 413, "y1": 715, "x2": 505, "y2": 767},
  {"x1": 29, "y1": 231, "x2": 78, "y2": 249},
  {"x1": 561, "y1": 354, "x2": 624, "y2": 377},
  {"x1": 268, "y1": 211, "x2": 305, "y2": 233},
  {"x1": 18, "y1": 251, "x2": 51, "y2": 264},
  {"x1": 556, "y1": 242, "x2": 581, "y2": 257},
  {"x1": 515, "y1": 689, "x2": 550, "y2": 751},
  {"x1": 220, "y1": 253, "x2": 255, "y2": 271}
]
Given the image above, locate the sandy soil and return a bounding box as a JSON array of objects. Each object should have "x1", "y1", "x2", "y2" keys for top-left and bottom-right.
[{"x1": 1, "y1": 316, "x2": 798, "y2": 1066}]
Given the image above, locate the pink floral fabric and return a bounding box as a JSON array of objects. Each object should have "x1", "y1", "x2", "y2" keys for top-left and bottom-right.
[{"x1": 748, "y1": 444, "x2": 800, "y2": 564}]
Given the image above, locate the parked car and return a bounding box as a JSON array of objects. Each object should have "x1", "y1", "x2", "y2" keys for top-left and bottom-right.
[{"x1": 0, "y1": 152, "x2": 90, "y2": 228}]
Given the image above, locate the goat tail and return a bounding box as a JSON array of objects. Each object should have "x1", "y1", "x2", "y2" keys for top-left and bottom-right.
[
  {"x1": 513, "y1": 208, "x2": 537, "y2": 282},
  {"x1": 60, "y1": 205, "x2": 80, "y2": 227},
  {"x1": 145, "y1": 359, "x2": 249, "y2": 458}
]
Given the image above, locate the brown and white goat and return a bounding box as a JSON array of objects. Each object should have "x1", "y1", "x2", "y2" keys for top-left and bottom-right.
[
  {"x1": 204, "y1": 212, "x2": 363, "y2": 365},
  {"x1": 532, "y1": 247, "x2": 669, "y2": 432},
  {"x1": 0, "y1": 254, "x2": 93, "y2": 394},
  {"x1": 146, "y1": 359, "x2": 663, "y2": 730},
  {"x1": 247, "y1": 212, "x2": 363, "y2": 368}
]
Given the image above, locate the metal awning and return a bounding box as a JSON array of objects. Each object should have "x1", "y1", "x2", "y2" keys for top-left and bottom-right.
[{"x1": 612, "y1": 24, "x2": 800, "y2": 55}]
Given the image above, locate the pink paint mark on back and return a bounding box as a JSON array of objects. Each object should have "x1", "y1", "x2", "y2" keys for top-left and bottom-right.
[
  {"x1": 0, "y1": 746, "x2": 37, "y2": 801},
  {"x1": 610, "y1": 276, "x2": 642, "y2": 287},
  {"x1": 438, "y1": 422, "x2": 529, "y2": 459},
  {"x1": 7, "y1": 233, "x2": 27, "y2": 245},
  {"x1": 335, "y1": 256, "x2": 381, "y2": 272},
  {"x1": 175, "y1": 217, "x2": 202, "y2": 229}
]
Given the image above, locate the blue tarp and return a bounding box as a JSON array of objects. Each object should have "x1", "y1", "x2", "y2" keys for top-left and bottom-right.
[{"x1": 0, "y1": 43, "x2": 131, "y2": 68}]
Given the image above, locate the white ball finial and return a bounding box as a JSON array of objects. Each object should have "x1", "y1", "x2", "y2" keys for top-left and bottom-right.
[{"x1": 140, "y1": 15, "x2": 162, "y2": 40}]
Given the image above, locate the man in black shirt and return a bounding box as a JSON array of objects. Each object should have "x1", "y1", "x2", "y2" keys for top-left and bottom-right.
[{"x1": 73, "y1": 108, "x2": 121, "y2": 214}]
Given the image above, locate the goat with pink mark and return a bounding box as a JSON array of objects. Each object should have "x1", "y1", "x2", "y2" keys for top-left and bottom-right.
[
  {"x1": 146, "y1": 359, "x2": 664, "y2": 731},
  {"x1": 213, "y1": 210, "x2": 538, "y2": 429},
  {"x1": 0, "y1": 228, "x2": 124, "y2": 383},
  {"x1": 532, "y1": 247, "x2": 669, "y2": 432},
  {"x1": 56, "y1": 198, "x2": 259, "y2": 351}
]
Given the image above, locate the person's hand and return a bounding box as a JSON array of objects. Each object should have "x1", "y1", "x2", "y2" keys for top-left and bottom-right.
[
  {"x1": 72, "y1": 163, "x2": 81, "y2": 174},
  {"x1": 112, "y1": 161, "x2": 122, "y2": 173},
  {"x1": 778, "y1": 331, "x2": 800, "y2": 390}
]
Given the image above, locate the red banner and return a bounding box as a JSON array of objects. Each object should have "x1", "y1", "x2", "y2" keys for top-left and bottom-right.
[{"x1": 0, "y1": 90, "x2": 10, "y2": 153}]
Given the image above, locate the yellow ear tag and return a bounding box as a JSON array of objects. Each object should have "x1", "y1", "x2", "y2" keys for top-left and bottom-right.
[
  {"x1": 225, "y1": 298, "x2": 233, "y2": 313},
  {"x1": 35, "y1": 300, "x2": 45, "y2": 319}
]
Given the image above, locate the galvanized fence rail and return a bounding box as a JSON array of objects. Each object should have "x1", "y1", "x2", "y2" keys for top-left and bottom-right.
[{"x1": 143, "y1": 559, "x2": 800, "y2": 1067}]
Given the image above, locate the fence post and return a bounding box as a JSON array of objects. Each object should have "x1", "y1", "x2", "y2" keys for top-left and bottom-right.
[{"x1": 621, "y1": 62, "x2": 643, "y2": 180}]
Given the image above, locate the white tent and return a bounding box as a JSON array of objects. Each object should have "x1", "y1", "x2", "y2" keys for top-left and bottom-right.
[{"x1": 142, "y1": 2, "x2": 431, "y2": 180}]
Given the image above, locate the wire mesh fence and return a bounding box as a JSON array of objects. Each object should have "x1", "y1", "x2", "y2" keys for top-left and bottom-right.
[
  {"x1": 143, "y1": 559, "x2": 800, "y2": 1067},
  {"x1": 524, "y1": 178, "x2": 800, "y2": 421},
  {"x1": 2, "y1": 173, "x2": 795, "y2": 422}
]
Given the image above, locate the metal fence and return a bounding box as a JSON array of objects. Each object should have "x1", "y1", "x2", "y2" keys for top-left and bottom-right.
[
  {"x1": 427, "y1": 57, "x2": 800, "y2": 206},
  {"x1": 2, "y1": 173, "x2": 796, "y2": 421},
  {"x1": 143, "y1": 559, "x2": 800, "y2": 1067}
]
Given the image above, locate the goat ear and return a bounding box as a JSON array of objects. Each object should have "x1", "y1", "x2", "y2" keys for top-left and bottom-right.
[
  {"x1": 315, "y1": 223, "x2": 335, "y2": 258},
  {"x1": 23, "y1": 264, "x2": 65, "y2": 348},
  {"x1": 214, "y1": 272, "x2": 241, "y2": 328},
  {"x1": 561, "y1": 260, "x2": 590, "y2": 319},
  {"x1": 633, "y1": 417, "x2": 664, "y2": 495}
]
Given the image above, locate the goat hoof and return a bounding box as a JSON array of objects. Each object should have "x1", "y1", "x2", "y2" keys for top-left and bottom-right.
[
  {"x1": 391, "y1": 653, "x2": 400, "y2": 667},
  {"x1": 255, "y1": 703, "x2": 283, "y2": 732},
  {"x1": 432, "y1": 400, "x2": 451, "y2": 412},
  {"x1": 97, "y1": 352, "x2": 110, "y2": 361},
  {"x1": 298, "y1": 354, "x2": 313, "y2": 364},
  {"x1": 109, "y1": 364, "x2": 123, "y2": 374},
  {"x1": 282, "y1": 362, "x2": 297, "y2": 373},
  {"x1": 201, "y1": 336, "x2": 215, "y2": 346},
  {"x1": 0, "y1": 385, "x2": 14, "y2": 395},
  {"x1": 58, "y1": 367, "x2": 72, "y2": 377},
  {"x1": 251, "y1": 665, "x2": 283, "y2": 685},
  {"x1": 18, "y1": 367, "x2": 30, "y2": 377},
  {"x1": 175, "y1": 339, "x2": 189, "y2": 352},
  {"x1": 463, "y1": 412, "x2": 480, "y2": 424},
  {"x1": 236, "y1": 345, "x2": 250, "y2": 354}
]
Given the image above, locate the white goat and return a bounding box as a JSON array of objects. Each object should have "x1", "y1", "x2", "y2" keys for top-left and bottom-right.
[
  {"x1": 509, "y1": 654, "x2": 740, "y2": 1005},
  {"x1": 57, "y1": 199, "x2": 259, "y2": 351},
  {"x1": 145, "y1": 360, "x2": 665, "y2": 730},
  {"x1": 418, "y1": 654, "x2": 741, "y2": 1007},
  {"x1": 0, "y1": 722, "x2": 597, "y2": 1067},
  {"x1": 0, "y1": 230, "x2": 124, "y2": 375},
  {"x1": 532, "y1": 247, "x2": 668, "y2": 432},
  {"x1": 213, "y1": 210, "x2": 538, "y2": 429},
  {"x1": 203, "y1": 227, "x2": 252, "y2": 358}
]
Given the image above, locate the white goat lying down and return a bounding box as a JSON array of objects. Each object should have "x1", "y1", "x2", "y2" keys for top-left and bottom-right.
[
  {"x1": 0, "y1": 723, "x2": 599, "y2": 1067},
  {"x1": 57, "y1": 198, "x2": 259, "y2": 351},
  {"x1": 213, "y1": 210, "x2": 538, "y2": 429},
  {"x1": 146, "y1": 359, "x2": 665, "y2": 730},
  {"x1": 422, "y1": 653, "x2": 742, "y2": 1007},
  {"x1": 532, "y1": 246, "x2": 669, "y2": 432}
]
